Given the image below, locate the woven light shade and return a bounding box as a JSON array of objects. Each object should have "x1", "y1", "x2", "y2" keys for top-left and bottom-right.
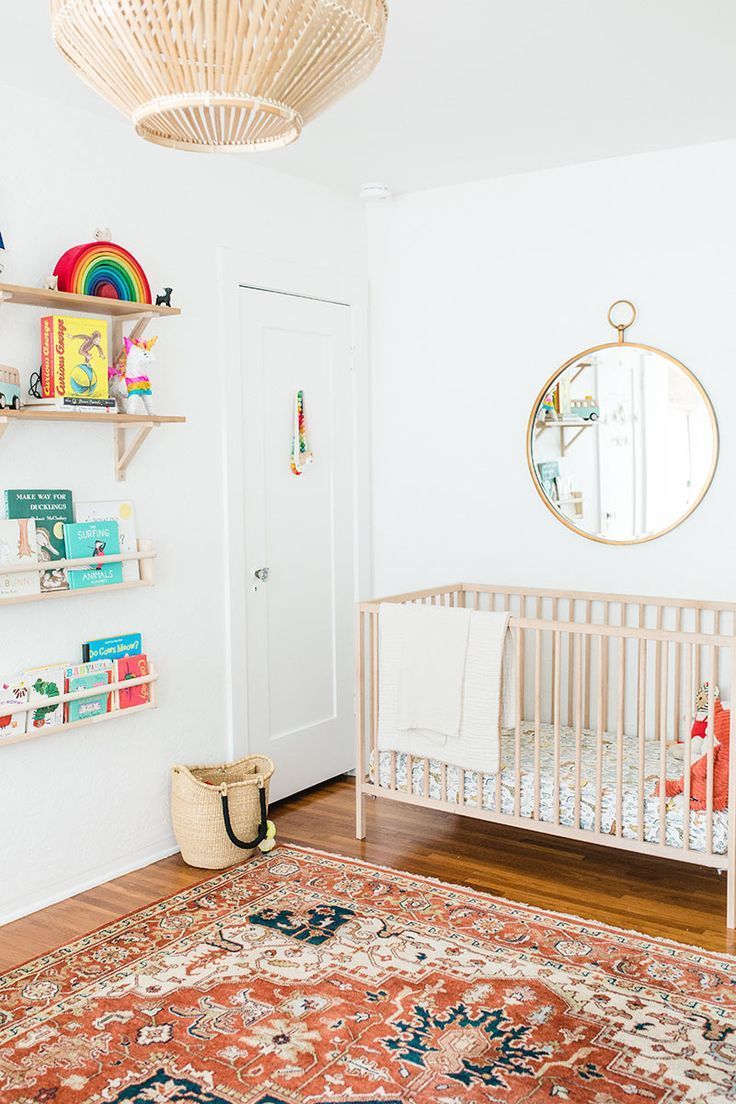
[{"x1": 50, "y1": 1, "x2": 388, "y2": 153}]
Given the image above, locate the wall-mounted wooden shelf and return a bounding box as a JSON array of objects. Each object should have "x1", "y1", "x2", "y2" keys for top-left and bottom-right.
[
  {"x1": 0, "y1": 409, "x2": 186, "y2": 481},
  {"x1": 0, "y1": 538, "x2": 156, "y2": 606},
  {"x1": 0, "y1": 282, "x2": 180, "y2": 320},
  {"x1": 0, "y1": 282, "x2": 185, "y2": 477},
  {"x1": 0, "y1": 665, "x2": 158, "y2": 749},
  {"x1": 535, "y1": 418, "x2": 597, "y2": 456}
]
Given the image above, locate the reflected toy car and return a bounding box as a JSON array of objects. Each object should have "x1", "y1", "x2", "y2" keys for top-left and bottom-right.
[{"x1": 569, "y1": 396, "x2": 599, "y2": 420}]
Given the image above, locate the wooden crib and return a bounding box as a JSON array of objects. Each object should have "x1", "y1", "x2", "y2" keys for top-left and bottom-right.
[{"x1": 355, "y1": 583, "x2": 736, "y2": 929}]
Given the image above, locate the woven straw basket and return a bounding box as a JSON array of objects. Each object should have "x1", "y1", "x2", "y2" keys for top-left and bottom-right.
[{"x1": 171, "y1": 755, "x2": 274, "y2": 869}]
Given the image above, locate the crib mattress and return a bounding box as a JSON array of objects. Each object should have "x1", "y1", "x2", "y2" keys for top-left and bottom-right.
[{"x1": 372, "y1": 723, "x2": 728, "y2": 855}]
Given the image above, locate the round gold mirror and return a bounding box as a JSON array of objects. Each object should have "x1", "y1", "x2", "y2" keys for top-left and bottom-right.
[{"x1": 527, "y1": 302, "x2": 719, "y2": 545}]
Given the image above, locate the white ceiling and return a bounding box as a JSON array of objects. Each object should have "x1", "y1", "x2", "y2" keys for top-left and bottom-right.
[{"x1": 5, "y1": 1, "x2": 736, "y2": 196}]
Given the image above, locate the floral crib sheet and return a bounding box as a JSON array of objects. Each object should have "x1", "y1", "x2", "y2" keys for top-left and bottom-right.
[{"x1": 372, "y1": 722, "x2": 729, "y2": 855}]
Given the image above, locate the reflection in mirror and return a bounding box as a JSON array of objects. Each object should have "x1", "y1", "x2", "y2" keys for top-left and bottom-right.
[{"x1": 530, "y1": 345, "x2": 717, "y2": 544}]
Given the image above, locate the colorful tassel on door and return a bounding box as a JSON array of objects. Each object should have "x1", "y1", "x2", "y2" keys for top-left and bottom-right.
[{"x1": 290, "y1": 389, "x2": 314, "y2": 476}]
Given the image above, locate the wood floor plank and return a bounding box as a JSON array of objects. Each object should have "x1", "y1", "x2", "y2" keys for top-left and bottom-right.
[{"x1": 0, "y1": 776, "x2": 733, "y2": 972}]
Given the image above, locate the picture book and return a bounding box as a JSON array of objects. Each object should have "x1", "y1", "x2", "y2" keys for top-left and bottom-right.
[
  {"x1": 116, "y1": 654, "x2": 149, "y2": 710},
  {"x1": 65, "y1": 660, "x2": 113, "y2": 723},
  {"x1": 60, "y1": 397, "x2": 116, "y2": 414},
  {"x1": 23, "y1": 663, "x2": 66, "y2": 732},
  {"x1": 5, "y1": 489, "x2": 73, "y2": 593},
  {"x1": 63, "y1": 520, "x2": 123, "y2": 590},
  {"x1": 0, "y1": 677, "x2": 29, "y2": 740},
  {"x1": 75, "y1": 501, "x2": 139, "y2": 582},
  {"x1": 83, "y1": 632, "x2": 142, "y2": 663},
  {"x1": 537, "y1": 461, "x2": 560, "y2": 501},
  {"x1": 0, "y1": 519, "x2": 41, "y2": 600},
  {"x1": 40, "y1": 315, "x2": 109, "y2": 401}
]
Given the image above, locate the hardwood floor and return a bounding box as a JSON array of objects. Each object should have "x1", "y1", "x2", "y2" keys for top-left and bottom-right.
[{"x1": 1, "y1": 775, "x2": 733, "y2": 972}]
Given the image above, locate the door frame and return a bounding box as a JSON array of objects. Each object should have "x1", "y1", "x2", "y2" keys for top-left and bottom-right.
[{"x1": 218, "y1": 248, "x2": 372, "y2": 760}]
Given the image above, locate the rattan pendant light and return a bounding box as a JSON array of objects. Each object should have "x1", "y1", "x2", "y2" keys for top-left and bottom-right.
[{"x1": 50, "y1": 1, "x2": 388, "y2": 153}]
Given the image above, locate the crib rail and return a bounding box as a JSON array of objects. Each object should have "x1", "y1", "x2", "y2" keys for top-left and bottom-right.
[{"x1": 356, "y1": 583, "x2": 736, "y2": 930}]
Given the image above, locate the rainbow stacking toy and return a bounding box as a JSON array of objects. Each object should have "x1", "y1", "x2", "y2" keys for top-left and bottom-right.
[{"x1": 53, "y1": 239, "x2": 152, "y2": 304}]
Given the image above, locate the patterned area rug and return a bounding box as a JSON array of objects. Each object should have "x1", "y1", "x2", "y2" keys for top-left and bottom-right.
[{"x1": 1, "y1": 846, "x2": 734, "y2": 1104}]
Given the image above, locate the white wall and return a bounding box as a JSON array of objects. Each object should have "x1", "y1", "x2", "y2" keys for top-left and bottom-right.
[
  {"x1": 0, "y1": 87, "x2": 367, "y2": 923},
  {"x1": 367, "y1": 140, "x2": 736, "y2": 600}
]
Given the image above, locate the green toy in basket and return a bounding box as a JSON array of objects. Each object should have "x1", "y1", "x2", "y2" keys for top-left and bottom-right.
[{"x1": 260, "y1": 820, "x2": 277, "y2": 853}]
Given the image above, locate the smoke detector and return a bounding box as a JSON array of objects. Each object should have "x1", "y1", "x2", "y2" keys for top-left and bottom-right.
[{"x1": 360, "y1": 182, "x2": 392, "y2": 202}]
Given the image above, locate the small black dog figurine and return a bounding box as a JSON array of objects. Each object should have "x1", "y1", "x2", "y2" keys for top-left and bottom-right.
[{"x1": 156, "y1": 287, "x2": 173, "y2": 308}]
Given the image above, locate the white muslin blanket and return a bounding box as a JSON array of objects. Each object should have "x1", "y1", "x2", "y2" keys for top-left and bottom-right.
[{"x1": 378, "y1": 602, "x2": 515, "y2": 775}]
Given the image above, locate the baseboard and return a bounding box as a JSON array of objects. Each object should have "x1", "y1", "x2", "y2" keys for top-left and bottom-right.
[{"x1": 0, "y1": 838, "x2": 180, "y2": 928}]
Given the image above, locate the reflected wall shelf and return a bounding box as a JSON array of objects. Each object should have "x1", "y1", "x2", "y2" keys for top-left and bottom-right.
[
  {"x1": 0, "y1": 665, "x2": 158, "y2": 749},
  {"x1": 555, "y1": 492, "x2": 584, "y2": 519},
  {"x1": 535, "y1": 418, "x2": 597, "y2": 456},
  {"x1": 0, "y1": 539, "x2": 156, "y2": 606},
  {"x1": 0, "y1": 409, "x2": 186, "y2": 481}
]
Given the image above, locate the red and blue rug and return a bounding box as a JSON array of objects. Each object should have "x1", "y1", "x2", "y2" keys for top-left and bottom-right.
[{"x1": 0, "y1": 845, "x2": 734, "y2": 1102}]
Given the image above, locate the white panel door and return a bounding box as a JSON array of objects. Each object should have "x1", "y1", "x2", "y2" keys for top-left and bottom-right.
[{"x1": 240, "y1": 287, "x2": 355, "y2": 801}]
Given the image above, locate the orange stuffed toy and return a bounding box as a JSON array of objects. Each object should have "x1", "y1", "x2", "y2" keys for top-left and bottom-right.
[{"x1": 657, "y1": 700, "x2": 731, "y2": 810}]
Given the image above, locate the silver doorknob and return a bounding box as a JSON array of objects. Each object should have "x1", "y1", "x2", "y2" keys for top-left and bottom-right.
[{"x1": 254, "y1": 567, "x2": 270, "y2": 581}]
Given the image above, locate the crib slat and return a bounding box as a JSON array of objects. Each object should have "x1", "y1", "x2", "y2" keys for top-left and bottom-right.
[
  {"x1": 390, "y1": 749, "x2": 397, "y2": 791},
  {"x1": 683, "y1": 643, "x2": 693, "y2": 852},
  {"x1": 552, "y1": 599, "x2": 559, "y2": 722},
  {"x1": 370, "y1": 613, "x2": 379, "y2": 770},
  {"x1": 601, "y1": 602, "x2": 609, "y2": 733},
  {"x1": 706, "y1": 645, "x2": 716, "y2": 855},
  {"x1": 406, "y1": 753, "x2": 413, "y2": 795},
  {"x1": 616, "y1": 636, "x2": 625, "y2": 837},
  {"x1": 654, "y1": 606, "x2": 663, "y2": 741},
  {"x1": 584, "y1": 599, "x2": 592, "y2": 730},
  {"x1": 356, "y1": 609, "x2": 367, "y2": 837},
  {"x1": 553, "y1": 631, "x2": 561, "y2": 826},
  {"x1": 574, "y1": 632, "x2": 582, "y2": 830},
  {"x1": 658, "y1": 641, "x2": 668, "y2": 846},
  {"x1": 728, "y1": 647, "x2": 736, "y2": 929},
  {"x1": 478, "y1": 769, "x2": 483, "y2": 809},
  {"x1": 637, "y1": 631, "x2": 647, "y2": 842},
  {"x1": 534, "y1": 626, "x2": 542, "y2": 820},
  {"x1": 673, "y1": 608, "x2": 682, "y2": 744},
  {"x1": 518, "y1": 595, "x2": 526, "y2": 723},
  {"x1": 459, "y1": 764, "x2": 465, "y2": 805},
  {"x1": 515, "y1": 626, "x2": 523, "y2": 817},
  {"x1": 694, "y1": 608, "x2": 702, "y2": 690},
  {"x1": 567, "y1": 599, "x2": 575, "y2": 728},
  {"x1": 596, "y1": 634, "x2": 604, "y2": 835}
]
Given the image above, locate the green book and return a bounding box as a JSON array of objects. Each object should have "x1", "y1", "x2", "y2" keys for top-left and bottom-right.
[
  {"x1": 63, "y1": 520, "x2": 124, "y2": 590},
  {"x1": 4, "y1": 489, "x2": 73, "y2": 593}
]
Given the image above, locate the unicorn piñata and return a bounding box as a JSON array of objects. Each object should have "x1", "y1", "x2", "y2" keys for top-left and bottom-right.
[{"x1": 109, "y1": 336, "x2": 157, "y2": 415}]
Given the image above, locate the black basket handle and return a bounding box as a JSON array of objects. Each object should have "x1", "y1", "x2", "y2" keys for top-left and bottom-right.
[{"x1": 219, "y1": 782, "x2": 269, "y2": 850}]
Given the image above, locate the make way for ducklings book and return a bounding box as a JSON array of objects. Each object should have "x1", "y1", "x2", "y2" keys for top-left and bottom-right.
[{"x1": 63, "y1": 520, "x2": 123, "y2": 590}]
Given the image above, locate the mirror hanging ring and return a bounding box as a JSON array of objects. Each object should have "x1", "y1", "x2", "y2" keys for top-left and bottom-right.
[{"x1": 526, "y1": 301, "x2": 719, "y2": 546}]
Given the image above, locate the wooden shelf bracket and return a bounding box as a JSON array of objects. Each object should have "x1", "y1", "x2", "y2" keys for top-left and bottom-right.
[{"x1": 114, "y1": 421, "x2": 157, "y2": 481}]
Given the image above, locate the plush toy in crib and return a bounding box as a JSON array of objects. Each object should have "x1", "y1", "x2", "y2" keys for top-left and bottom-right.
[
  {"x1": 689, "y1": 681, "x2": 720, "y2": 760},
  {"x1": 109, "y1": 336, "x2": 157, "y2": 415},
  {"x1": 657, "y1": 698, "x2": 730, "y2": 810}
]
